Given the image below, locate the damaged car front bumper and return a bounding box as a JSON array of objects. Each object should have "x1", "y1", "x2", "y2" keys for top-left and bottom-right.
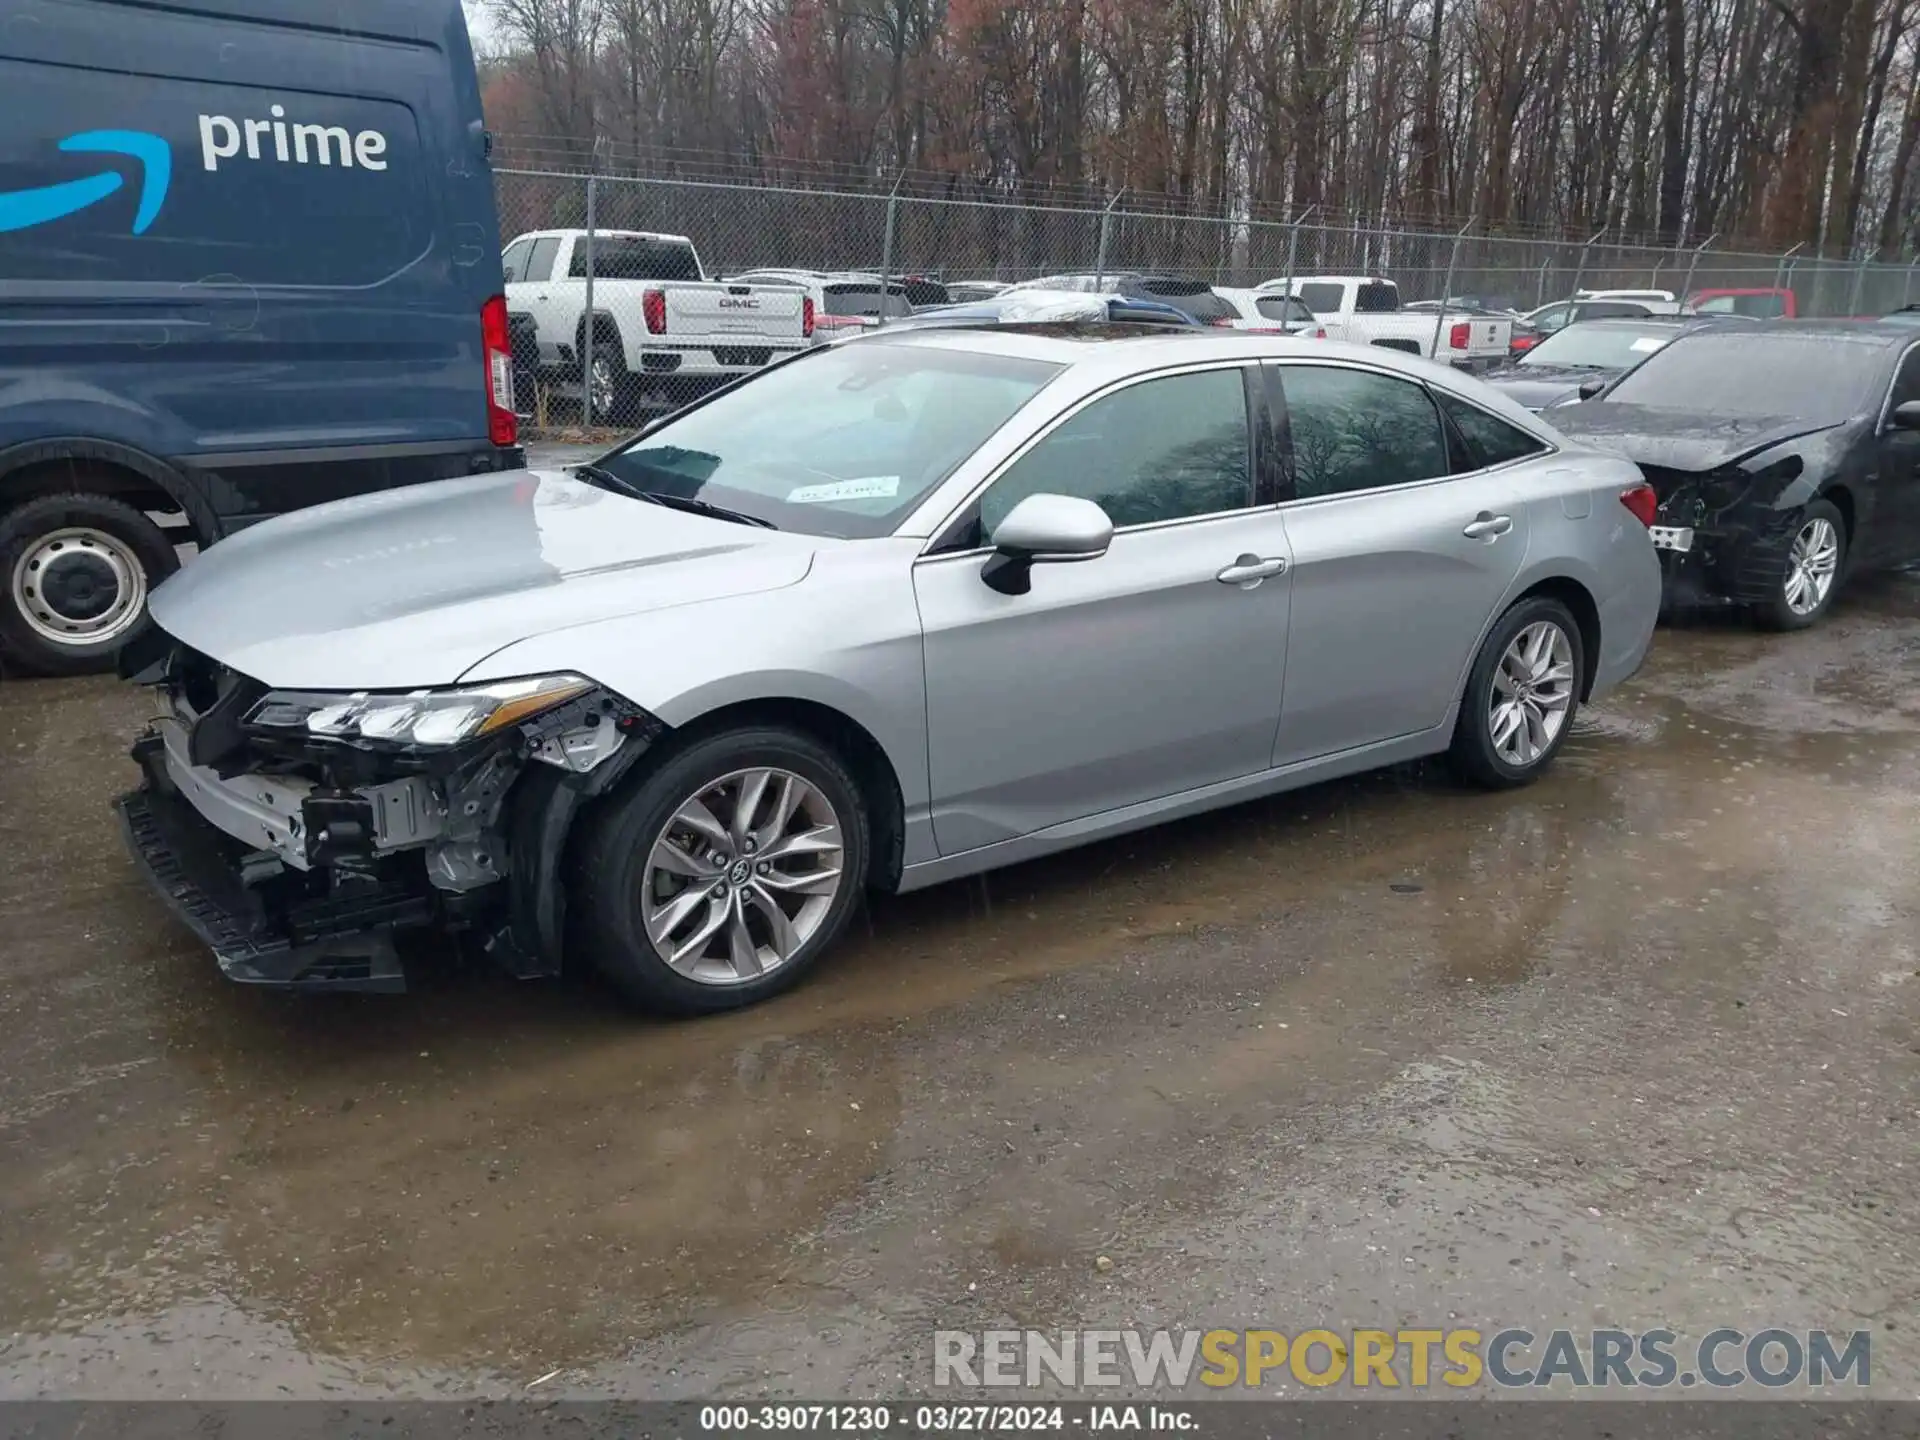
[{"x1": 115, "y1": 642, "x2": 660, "y2": 992}]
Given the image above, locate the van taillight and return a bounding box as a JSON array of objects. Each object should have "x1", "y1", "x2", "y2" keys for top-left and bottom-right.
[
  {"x1": 481, "y1": 295, "x2": 516, "y2": 448},
  {"x1": 1620, "y1": 484, "x2": 1659, "y2": 528},
  {"x1": 802, "y1": 296, "x2": 815, "y2": 337},
  {"x1": 1449, "y1": 321, "x2": 1470, "y2": 350},
  {"x1": 643, "y1": 289, "x2": 667, "y2": 334}
]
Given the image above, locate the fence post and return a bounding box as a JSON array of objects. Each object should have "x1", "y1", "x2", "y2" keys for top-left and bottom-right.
[
  {"x1": 1771, "y1": 240, "x2": 1805, "y2": 293},
  {"x1": 581, "y1": 174, "x2": 597, "y2": 423},
  {"x1": 1906, "y1": 257, "x2": 1918, "y2": 308},
  {"x1": 1095, "y1": 190, "x2": 1126, "y2": 289},
  {"x1": 1434, "y1": 217, "x2": 1474, "y2": 357},
  {"x1": 1569, "y1": 225, "x2": 1607, "y2": 300},
  {"x1": 1280, "y1": 203, "x2": 1318, "y2": 302},
  {"x1": 876, "y1": 171, "x2": 905, "y2": 329},
  {"x1": 1537, "y1": 255, "x2": 1550, "y2": 307},
  {"x1": 1680, "y1": 232, "x2": 1718, "y2": 307},
  {"x1": 1848, "y1": 255, "x2": 1869, "y2": 315}
]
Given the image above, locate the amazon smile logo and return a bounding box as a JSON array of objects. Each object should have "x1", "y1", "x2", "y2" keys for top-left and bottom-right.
[{"x1": 0, "y1": 130, "x2": 171, "y2": 235}]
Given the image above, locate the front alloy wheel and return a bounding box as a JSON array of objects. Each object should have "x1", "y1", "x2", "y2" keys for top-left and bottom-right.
[
  {"x1": 575, "y1": 726, "x2": 870, "y2": 1014},
  {"x1": 642, "y1": 768, "x2": 845, "y2": 985},
  {"x1": 1757, "y1": 498, "x2": 1846, "y2": 632}
]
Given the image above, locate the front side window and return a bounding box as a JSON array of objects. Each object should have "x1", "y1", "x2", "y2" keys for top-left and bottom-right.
[
  {"x1": 598, "y1": 344, "x2": 1061, "y2": 538},
  {"x1": 502, "y1": 239, "x2": 533, "y2": 283},
  {"x1": 1530, "y1": 303, "x2": 1572, "y2": 332},
  {"x1": 1887, "y1": 347, "x2": 1920, "y2": 414},
  {"x1": 1278, "y1": 365, "x2": 1450, "y2": 499},
  {"x1": 978, "y1": 369, "x2": 1253, "y2": 535}
]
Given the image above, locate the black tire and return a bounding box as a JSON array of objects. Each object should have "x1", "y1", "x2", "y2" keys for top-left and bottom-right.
[
  {"x1": 1449, "y1": 595, "x2": 1585, "y2": 790},
  {"x1": 0, "y1": 490, "x2": 179, "y2": 677},
  {"x1": 1754, "y1": 498, "x2": 1846, "y2": 632},
  {"x1": 572, "y1": 725, "x2": 871, "y2": 1015},
  {"x1": 580, "y1": 320, "x2": 632, "y2": 426}
]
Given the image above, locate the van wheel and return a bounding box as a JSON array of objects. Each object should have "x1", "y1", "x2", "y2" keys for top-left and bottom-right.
[{"x1": 0, "y1": 491, "x2": 179, "y2": 676}]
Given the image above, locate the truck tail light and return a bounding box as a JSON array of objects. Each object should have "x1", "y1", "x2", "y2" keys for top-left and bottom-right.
[
  {"x1": 481, "y1": 295, "x2": 517, "y2": 447},
  {"x1": 1620, "y1": 484, "x2": 1659, "y2": 528},
  {"x1": 802, "y1": 296, "x2": 815, "y2": 337},
  {"x1": 642, "y1": 289, "x2": 667, "y2": 334},
  {"x1": 1449, "y1": 321, "x2": 1470, "y2": 350},
  {"x1": 1313, "y1": 326, "x2": 1327, "y2": 339}
]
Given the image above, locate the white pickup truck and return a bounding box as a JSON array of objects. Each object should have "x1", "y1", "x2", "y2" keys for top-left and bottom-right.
[
  {"x1": 503, "y1": 229, "x2": 810, "y2": 421},
  {"x1": 1256, "y1": 275, "x2": 1511, "y2": 370}
]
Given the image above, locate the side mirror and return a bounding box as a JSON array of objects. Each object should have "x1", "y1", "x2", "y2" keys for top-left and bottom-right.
[
  {"x1": 1890, "y1": 400, "x2": 1920, "y2": 431},
  {"x1": 980, "y1": 493, "x2": 1113, "y2": 595},
  {"x1": 1577, "y1": 378, "x2": 1608, "y2": 400}
]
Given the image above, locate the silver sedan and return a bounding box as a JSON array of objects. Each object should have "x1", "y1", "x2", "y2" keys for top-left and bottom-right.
[{"x1": 120, "y1": 329, "x2": 1663, "y2": 1013}]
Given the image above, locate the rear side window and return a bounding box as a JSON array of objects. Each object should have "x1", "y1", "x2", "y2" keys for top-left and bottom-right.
[
  {"x1": 1581, "y1": 301, "x2": 1652, "y2": 319},
  {"x1": 1354, "y1": 283, "x2": 1400, "y2": 313},
  {"x1": 1256, "y1": 296, "x2": 1312, "y2": 324},
  {"x1": 1279, "y1": 365, "x2": 1450, "y2": 499},
  {"x1": 1298, "y1": 283, "x2": 1346, "y2": 315},
  {"x1": 502, "y1": 239, "x2": 533, "y2": 283},
  {"x1": 0, "y1": 61, "x2": 425, "y2": 286},
  {"x1": 1435, "y1": 391, "x2": 1551, "y2": 470},
  {"x1": 572, "y1": 237, "x2": 701, "y2": 281},
  {"x1": 525, "y1": 236, "x2": 562, "y2": 284},
  {"x1": 823, "y1": 284, "x2": 913, "y2": 319}
]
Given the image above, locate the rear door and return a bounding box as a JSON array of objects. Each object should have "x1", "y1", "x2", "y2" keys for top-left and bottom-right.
[{"x1": 1269, "y1": 361, "x2": 1533, "y2": 765}]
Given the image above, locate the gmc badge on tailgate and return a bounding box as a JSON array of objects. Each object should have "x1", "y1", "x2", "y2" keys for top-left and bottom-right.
[{"x1": 718, "y1": 298, "x2": 760, "y2": 309}]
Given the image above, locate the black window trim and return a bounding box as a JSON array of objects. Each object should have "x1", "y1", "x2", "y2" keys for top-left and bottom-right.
[
  {"x1": 918, "y1": 359, "x2": 1270, "y2": 560},
  {"x1": 1260, "y1": 357, "x2": 1559, "y2": 506}
]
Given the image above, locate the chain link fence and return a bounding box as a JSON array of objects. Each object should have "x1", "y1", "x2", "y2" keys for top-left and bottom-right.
[{"x1": 496, "y1": 168, "x2": 1920, "y2": 437}]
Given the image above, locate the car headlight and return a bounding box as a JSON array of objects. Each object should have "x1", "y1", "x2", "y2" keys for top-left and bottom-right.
[{"x1": 246, "y1": 674, "x2": 595, "y2": 748}]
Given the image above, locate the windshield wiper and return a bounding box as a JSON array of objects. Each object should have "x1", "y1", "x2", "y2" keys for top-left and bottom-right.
[{"x1": 570, "y1": 464, "x2": 776, "y2": 529}]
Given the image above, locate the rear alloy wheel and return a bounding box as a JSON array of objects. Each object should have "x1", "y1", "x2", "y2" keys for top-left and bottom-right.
[
  {"x1": 1449, "y1": 596, "x2": 1584, "y2": 789},
  {"x1": 0, "y1": 491, "x2": 179, "y2": 676},
  {"x1": 1756, "y1": 499, "x2": 1845, "y2": 631},
  {"x1": 575, "y1": 727, "x2": 870, "y2": 1014}
]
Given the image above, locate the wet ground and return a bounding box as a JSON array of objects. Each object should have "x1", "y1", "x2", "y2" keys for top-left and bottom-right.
[{"x1": 1, "y1": 581, "x2": 1917, "y2": 1400}]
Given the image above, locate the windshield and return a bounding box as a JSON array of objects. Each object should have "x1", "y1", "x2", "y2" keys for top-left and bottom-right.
[
  {"x1": 1604, "y1": 332, "x2": 1880, "y2": 421},
  {"x1": 594, "y1": 343, "x2": 1062, "y2": 538},
  {"x1": 1522, "y1": 326, "x2": 1678, "y2": 370}
]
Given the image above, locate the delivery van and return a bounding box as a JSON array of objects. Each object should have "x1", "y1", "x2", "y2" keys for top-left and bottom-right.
[{"x1": 0, "y1": 0, "x2": 523, "y2": 674}]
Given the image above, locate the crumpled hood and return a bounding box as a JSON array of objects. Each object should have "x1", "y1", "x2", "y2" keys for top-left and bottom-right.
[
  {"x1": 148, "y1": 469, "x2": 818, "y2": 690},
  {"x1": 1481, "y1": 363, "x2": 1611, "y2": 412},
  {"x1": 1549, "y1": 402, "x2": 1845, "y2": 473}
]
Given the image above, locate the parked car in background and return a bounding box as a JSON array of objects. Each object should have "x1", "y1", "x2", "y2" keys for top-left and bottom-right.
[
  {"x1": 883, "y1": 290, "x2": 1199, "y2": 330},
  {"x1": 1261, "y1": 276, "x2": 1512, "y2": 369},
  {"x1": 945, "y1": 281, "x2": 1011, "y2": 304},
  {"x1": 728, "y1": 270, "x2": 915, "y2": 342},
  {"x1": 1685, "y1": 287, "x2": 1798, "y2": 319},
  {"x1": 1212, "y1": 288, "x2": 1325, "y2": 336},
  {"x1": 1005, "y1": 274, "x2": 1243, "y2": 326},
  {"x1": 504, "y1": 229, "x2": 810, "y2": 423},
  {"x1": 1520, "y1": 296, "x2": 1672, "y2": 339},
  {"x1": 116, "y1": 327, "x2": 1660, "y2": 1011},
  {"x1": 1877, "y1": 304, "x2": 1920, "y2": 325},
  {"x1": 0, "y1": 0, "x2": 521, "y2": 676},
  {"x1": 1551, "y1": 321, "x2": 1920, "y2": 629},
  {"x1": 1482, "y1": 317, "x2": 1720, "y2": 411},
  {"x1": 1578, "y1": 289, "x2": 1679, "y2": 307}
]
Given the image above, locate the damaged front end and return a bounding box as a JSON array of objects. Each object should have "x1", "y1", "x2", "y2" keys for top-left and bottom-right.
[
  {"x1": 114, "y1": 637, "x2": 662, "y2": 991},
  {"x1": 1637, "y1": 452, "x2": 1811, "y2": 609}
]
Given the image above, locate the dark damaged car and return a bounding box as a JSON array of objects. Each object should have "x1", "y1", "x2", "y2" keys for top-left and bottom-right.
[{"x1": 1548, "y1": 321, "x2": 1920, "y2": 629}]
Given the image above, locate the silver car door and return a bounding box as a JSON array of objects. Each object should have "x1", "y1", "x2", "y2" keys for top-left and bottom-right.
[
  {"x1": 913, "y1": 364, "x2": 1293, "y2": 857},
  {"x1": 1269, "y1": 361, "x2": 1533, "y2": 767}
]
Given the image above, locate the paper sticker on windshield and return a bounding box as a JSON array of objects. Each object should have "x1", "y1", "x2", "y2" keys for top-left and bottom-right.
[
  {"x1": 1630, "y1": 337, "x2": 1669, "y2": 353},
  {"x1": 786, "y1": 476, "x2": 901, "y2": 504}
]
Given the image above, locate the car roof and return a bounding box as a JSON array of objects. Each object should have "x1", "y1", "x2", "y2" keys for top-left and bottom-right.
[
  {"x1": 859, "y1": 324, "x2": 1439, "y2": 377},
  {"x1": 1742, "y1": 319, "x2": 1917, "y2": 348}
]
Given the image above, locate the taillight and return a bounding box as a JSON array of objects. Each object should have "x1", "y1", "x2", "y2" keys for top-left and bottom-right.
[
  {"x1": 1620, "y1": 484, "x2": 1659, "y2": 528},
  {"x1": 1449, "y1": 321, "x2": 1470, "y2": 350},
  {"x1": 1313, "y1": 326, "x2": 1327, "y2": 340},
  {"x1": 814, "y1": 314, "x2": 869, "y2": 331},
  {"x1": 480, "y1": 295, "x2": 516, "y2": 447},
  {"x1": 642, "y1": 289, "x2": 666, "y2": 334},
  {"x1": 1208, "y1": 317, "x2": 1235, "y2": 328},
  {"x1": 802, "y1": 296, "x2": 815, "y2": 337}
]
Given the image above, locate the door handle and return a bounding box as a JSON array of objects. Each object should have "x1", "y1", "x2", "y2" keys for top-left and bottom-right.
[
  {"x1": 1216, "y1": 554, "x2": 1289, "y2": 586},
  {"x1": 1462, "y1": 512, "x2": 1513, "y2": 540}
]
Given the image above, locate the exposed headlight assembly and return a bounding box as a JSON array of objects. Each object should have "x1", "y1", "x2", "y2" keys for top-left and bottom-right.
[{"x1": 247, "y1": 674, "x2": 595, "y2": 749}]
